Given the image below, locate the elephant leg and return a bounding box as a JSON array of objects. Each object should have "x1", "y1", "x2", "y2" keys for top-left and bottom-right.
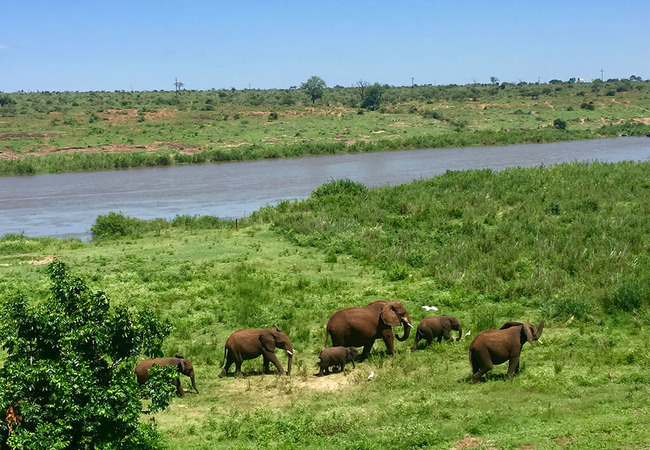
[
  {"x1": 235, "y1": 360, "x2": 245, "y2": 378},
  {"x1": 220, "y1": 350, "x2": 234, "y2": 377},
  {"x1": 324, "y1": 366, "x2": 330, "y2": 374},
  {"x1": 442, "y1": 329, "x2": 452, "y2": 341},
  {"x1": 471, "y1": 351, "x2": 493, "y2": 383},
  {"x1": 507, "y1": 356, "x2": 520, "y2": 379},
  {"x1": 411, "y1": 334, "x2": 420, "y2": 352},
  {"x1": 263, "y1": 351, "x2": 285, "y2": 375},
  {"x1": 263, "y1": 355, "x2": 271, "y2": 374},
  {"x1": 381, "y1": 329, "x2": 395, "y2": 355},
  {"x1": 351, "y1": 360, "x2": 355, "y2": 369},
  {"x1": 359, "y1": 340, "x2": 375, "y2": 361},
  {"x1": 173, "y1": 378, "x2": 185, "y2": 397}
]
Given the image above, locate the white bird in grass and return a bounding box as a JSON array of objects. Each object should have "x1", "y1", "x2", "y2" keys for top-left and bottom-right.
[
  {"x1": 421, "y1": 305, "x2": 438, "y2": 311},
  {"x1": 464, "y1": 330, "x2": 471, "y2": 337},
  {"x1": 367, "y1": 371, "x2": 375, "y2": 380}
]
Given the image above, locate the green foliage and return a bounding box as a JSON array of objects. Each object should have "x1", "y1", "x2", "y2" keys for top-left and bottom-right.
[
  {"x1": 311, "y1": 179, "x2": 368, "y2": 198},
  {"x1": 553, "y1": 118, "x2": 567, "y2": 130},
  {"x1": 301, "y1": 76, "x2": 327, "y2": 104},
  {"x1": 603, "y1": 279, "x2": 650, "y2": 313},
  {"x1": 91, "y1": 212, "x2": 233, "y2": 239},
  {"x1": 0, "y1": 261, "x2": 175, "y2": 449},
  {"x1": 361, "y1": 83, "x2": 384, "y2": 110},
  {"x1": 581, "y1": 101, "x2": 596, "y2": 110}
]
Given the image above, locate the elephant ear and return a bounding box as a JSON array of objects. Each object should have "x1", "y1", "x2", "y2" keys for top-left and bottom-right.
[
  {"x1": 259, "y1": 329, "x2": 276, "y2": 352},
  {"x1": 380, "y1": 303, "x2": 401, "y2": 327},
  {"x1": 177, "y1": 360, "x2": 185, "y2": 373},
  {"x1": 500, "y1": 321, "x2": 524, "y2": 330},
  {"x1": 521, "y1": 324, "x2": 534, "y2": 344},
  {"x1": 440, "y1": 316, "x2": 452, "y2": 331}
]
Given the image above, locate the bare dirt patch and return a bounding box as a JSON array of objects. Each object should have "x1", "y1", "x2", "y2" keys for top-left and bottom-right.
[
  {"x1": 371, "y1": 130, "x2": 386, "y2": 134},
  {"x1": 0, "y1": 151, "x2": 20, "y2": 160},
  {"x1": 24, "y1": 141, "x2": 201, "y2": 158},
  {"x1": 99, "y1": 108, "x2": 177, "y2": 124},
  {"x1": 27, "y1": 256, "x2": 57, "y2": 265},
  {"x1": 453, "y1": 435, "x2": 488, "y2": 449},
  {"x1": 333, "y1": 133, "x2": 346, "y2": 139},
  {"x1": 633, "y1": 117, "x2": 650, "y2": 125},
  {"x1": 554, "y1": 436, "x2": 573, "y2": 446},
  {"x1": 0, "y1": 133, "x2": 47, "y2": 141}
]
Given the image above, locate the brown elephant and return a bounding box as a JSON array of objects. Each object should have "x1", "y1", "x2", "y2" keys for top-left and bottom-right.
[
  {"x1": 134, "y1": 354, "x2": 198, "y2": 397},
  {"x1": 411, "y1": 315, "x2": 462, "y2": 351},
  {"x1": 469, "y1": 320, "x2": 544, "y2": 383},
  {"x1": 219, "y1": 325, "x2": 293, "y2": 377},
  {"x1": 325, "y1": 300, "x2": 412, "y2": 361},
  {"x1": 316, "y1": 346, "x2": 358, "y2": 376}
]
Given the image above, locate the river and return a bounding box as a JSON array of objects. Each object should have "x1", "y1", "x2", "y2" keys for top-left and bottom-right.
[{"x1": 1, "y1": 137, "x2": 650, "y2": 240}]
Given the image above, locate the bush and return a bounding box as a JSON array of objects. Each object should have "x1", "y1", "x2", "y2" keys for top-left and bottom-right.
[
  {"x1": 553, "y1": 119, "x2": 567, "y2": 130},
  {"x1": 268, "y1": 112, "x2": 279, "y2": 121},
  {"x1": 580, "y1": 102, "x2": 595, "y2": 111},
  {"x1": 603, "y1": 280, "x2": 649, "y2": 313},
  {"x1": 0, "y1": 261, "x2": 175, "y2": 449},
  {"x1": 311, "y1": 179, "x2": 368, "y2": 198}
]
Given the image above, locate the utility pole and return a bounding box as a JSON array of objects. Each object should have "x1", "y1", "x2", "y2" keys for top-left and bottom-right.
[
  {"x1": 600, "y1": 69, "x2": 604, "y2": 81},
  {"x1": 411, "y1": 77, "x2": 414, "y2": 89}
]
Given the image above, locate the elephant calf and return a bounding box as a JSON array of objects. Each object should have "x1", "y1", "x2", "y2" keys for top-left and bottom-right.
[
  {"x1": 469, "y1": 320, "x2": 544, "y2": 383},
  {"x1": 411, "y1": 314, "x2": 462, "y2": 351},
  {"x1": 220, "y1": 325, "x2": 294, "y2": 378},
  {"x1": 135, "y1": 354, "x2": 198, "y2": 397},
  {"x1": 316, "y1": 346, "x2": 358, "y2": 376}
]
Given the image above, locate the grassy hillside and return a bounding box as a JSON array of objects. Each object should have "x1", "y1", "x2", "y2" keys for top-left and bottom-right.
[
  {"x1": 2, "y1": 80, "x2": 650, "y2": 176},
  {"x1": 1, "y1": 161, "x2": 650, "y2": 448}
]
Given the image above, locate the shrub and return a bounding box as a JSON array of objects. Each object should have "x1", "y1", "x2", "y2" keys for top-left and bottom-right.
[
  {"x1": 268, "y1": 112, "x2": 278, "y2": 121},
  {"x1": 539, "y1": 296, "x2": 594, "y2": 321},
  {"x1": 580, "y1": 102, "x2": 595, "y2": 111},
  {"x1": 0, "y1": 261, "x2": 175, "y2": 449},
  {"x1": 553, "y1": 119, "x2": 567, "y2": 130},
  {"x1": 603, "y1": 280, "x2": 649, "y2": 313},
  {"x1": 311, "y1": 179, "x2": 368, "y2": 198}
]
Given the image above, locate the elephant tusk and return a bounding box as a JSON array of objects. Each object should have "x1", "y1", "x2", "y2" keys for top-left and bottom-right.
[
  {"x1": 286, "y1": 350, "x2": 293, "y2": 356},
  {"x1": 537, "y1": 339, "x2": 543, "y2": 344},
  {"x1": 406, "y1": 322, "x2": 413, "y2": 328}
]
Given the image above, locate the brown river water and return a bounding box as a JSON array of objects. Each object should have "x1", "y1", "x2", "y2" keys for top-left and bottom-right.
[{"x1": 1, "y1": 137, "x2": 649, "y2": 240}]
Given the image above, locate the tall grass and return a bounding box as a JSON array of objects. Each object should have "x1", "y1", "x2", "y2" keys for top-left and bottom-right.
[
  {"x1": 91, "y1": 212, "x2": 234, "y2": 239},
  {"x1": 251, "y1": 161, "x2": 650, "y2": 320},
  {"x1": 1, "y1": 124, "x2": 646, "y2": 177}
]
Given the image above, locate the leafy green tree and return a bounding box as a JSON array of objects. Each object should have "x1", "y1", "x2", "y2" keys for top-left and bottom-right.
[
  {"x1": 553, "y1": 119, "x2": 567, "y2": 130},
  {"x1": 301, "y1": 76, "x2": 327, "y2": 104},
  {"x1": 361, "y1": 83, "x2": 384, "y2": 110},
  {"x1": 0, "y1": 261, "x2": 176, "y2": 449}
]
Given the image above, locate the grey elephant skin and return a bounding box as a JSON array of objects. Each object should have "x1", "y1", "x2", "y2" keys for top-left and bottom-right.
[
  {"x1": 135, "y1": 354, "x2": 198, "y2": 397},
  {"x1": 412, "y1": 315, "x2": 462, "y2": 351},
  {"x1": 220, "y1": 325, "x2": 294, "y2": 377},
  {"x1": 326, "y1": 300, "x2": 413, "y2": 360},
  {"x1": 469, "y1": 320, "x2": 544, "y2": 383},
  {"x1": 316, "y1": 346, "x2": 358, "y2": 376}
]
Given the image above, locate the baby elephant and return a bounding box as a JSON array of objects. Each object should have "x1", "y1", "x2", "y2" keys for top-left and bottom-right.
[
  {"x1": 469, "y1": 320, "x2": 544, "y2": 383},
  {"x1": 316, "y1": 346, "x2": 358, "y2": 376},
  {"x1": 135, "y1": 354, "x2": 198, "y2": 397},
  {"x1": 412, "y1": 315, "x2": 462, "y2": 351}
]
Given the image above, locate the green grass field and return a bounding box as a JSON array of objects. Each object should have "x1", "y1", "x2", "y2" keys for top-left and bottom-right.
[
  {"x1": 2, "y1": 80, "x2": 650, "y2": 175},
  {"x1": 1, "y1": 161, "x2": 650, "y2": 449}
]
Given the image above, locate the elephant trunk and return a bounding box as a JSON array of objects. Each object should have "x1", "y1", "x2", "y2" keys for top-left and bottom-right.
[
  {"x1": 286, "y1": 352, "x2": 293, "y2": 376},
  {"x1": 191, "y1": 375, "x2": 199, "y2": 394},
  {"x1": 395, "y1": 317, "x2": 412, "y2": 342},
  {"x1": 456, "y1": 324, "x2": 463, "y2": 341}
]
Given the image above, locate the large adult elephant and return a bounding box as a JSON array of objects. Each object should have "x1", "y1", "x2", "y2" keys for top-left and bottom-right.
[
  {"x1": 469, "y1": 320, "x2": 544, "y2": 383},
  {"x1": 135, "y1": 354, "x2": 198, "y2": 397},
  {"x1": 326, "y1": 300, "x2": 413, "y2": 360},
  {"x1": 219, "y1": 325, "x2": 293, "y2": 377}
]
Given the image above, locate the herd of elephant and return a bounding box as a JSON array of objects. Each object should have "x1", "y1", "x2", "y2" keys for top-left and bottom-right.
[{"x1": 134, "y1": 300, "x2": 545, "y2": 396}]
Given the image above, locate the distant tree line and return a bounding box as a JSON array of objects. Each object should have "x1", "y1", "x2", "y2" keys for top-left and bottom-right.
[{"x1": 1, "y1": 76, "x2": 648, "y2": 117}]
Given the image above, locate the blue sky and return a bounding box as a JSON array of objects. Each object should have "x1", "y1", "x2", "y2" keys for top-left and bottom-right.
[{"x1": 2, "y1": 1, "x2": 649, "y2": 92}]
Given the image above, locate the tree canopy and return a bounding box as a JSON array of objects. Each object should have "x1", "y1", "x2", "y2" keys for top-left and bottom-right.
[
  {"x1": 0, "y1": 261, "x2": 176, "y2": 449},
  {"x1": 301, "y1": 76, "x2": 327, "y2": 104}
]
